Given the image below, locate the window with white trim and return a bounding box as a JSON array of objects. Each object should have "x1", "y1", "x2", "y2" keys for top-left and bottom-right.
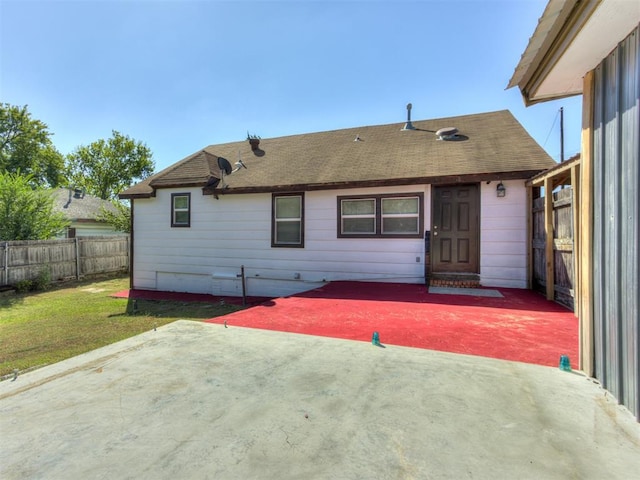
[
  {"x1": 272, "y1": 193, "x2": 304, "y2": 247},
  {"x1": 338, "y1": 193, "x2": 423, "y2": 238},
  {"x1": 340, "y1": 198, "x2": 376, "y2": 234},
  {"x1": 171, "y1": 193, "x2": 191, "y2": 227},
  {"x1": 381, "y1": 197, "x2": 420, "y2": 234}
]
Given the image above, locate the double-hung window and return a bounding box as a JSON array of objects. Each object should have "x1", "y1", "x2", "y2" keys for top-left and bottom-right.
[
  {"x1": 272, "y1": 193, "x2": 304, "y2": 247},
  {"x1": 340, "y1": 198, "x2": 376, "y2": 234},
  {"x1": 171, "y1": 193, "x2": 191, "y2": 227},
  {"x1": 338, "y1": 193, "x2": 423, "y2": 238},
  {"x1": 381, "y1": 197, "x2": 420, "y2": 234}
]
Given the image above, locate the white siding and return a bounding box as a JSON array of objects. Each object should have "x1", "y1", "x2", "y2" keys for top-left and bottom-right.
[
  {"x1": 56, "y1": 222, "x2": 120, "y2": 238},
  {"x1": 133, "y1": 181, "x2": 530, "y2": 297},
  {"x1": 479, "y1": 180, "x2": 528, "y2": 288},
  {"x1": 132, "y1": 185, "x2": 428, "y2": 297},
  {"x1": 73, "y1": 223, "x2": 121, "y2": 236}
]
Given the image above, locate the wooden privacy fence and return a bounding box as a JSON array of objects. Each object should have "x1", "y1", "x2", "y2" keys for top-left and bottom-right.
[
  {"x1": 532, "y1": 187, "x2": 575, "y2": 309},
  {"x1": 0, "y1": 236, "x2": 129, "y2": 287}
]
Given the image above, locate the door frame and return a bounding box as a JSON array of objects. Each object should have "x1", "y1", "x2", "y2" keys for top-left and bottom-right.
[{"x1": 430, "y1": 183, "x2": 480, "y2": 274}]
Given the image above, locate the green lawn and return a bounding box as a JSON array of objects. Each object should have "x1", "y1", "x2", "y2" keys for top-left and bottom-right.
[{"x1": 0, "y1": 275, "x2": 244, "y2": 378}]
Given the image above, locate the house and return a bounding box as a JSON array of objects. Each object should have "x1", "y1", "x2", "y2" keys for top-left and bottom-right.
[
  {"x1": 52, "y1": 187, "x2": 122, "y2": 238},
  {"x1": 508, "y1": 0, "x2": 640, "y2": 419},
  {"x1": 120, "y1": 109, "x2": 555, "y2": 299}
]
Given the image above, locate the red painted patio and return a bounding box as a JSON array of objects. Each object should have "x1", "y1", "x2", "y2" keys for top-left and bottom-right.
[
  {"x1": 115, "y1": 281, "x2": 578, "y2": 368},
  {"x1": 204, "y1": 281, "x2": 577, "y2": 368}
]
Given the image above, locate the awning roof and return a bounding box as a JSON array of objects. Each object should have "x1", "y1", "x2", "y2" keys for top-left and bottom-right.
[{"x1": 508, "y1": 0, "x2": 640, "y2": 105}]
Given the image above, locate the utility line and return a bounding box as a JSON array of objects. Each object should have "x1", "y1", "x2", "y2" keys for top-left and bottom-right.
[{"x1": 542, "y1": 108, "x2": 560, "y2": 148}]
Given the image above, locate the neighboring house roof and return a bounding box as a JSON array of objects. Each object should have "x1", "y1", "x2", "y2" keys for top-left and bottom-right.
[
  {"x1": 120, "y1": 109, "x2": 556, "y2": 199},
  {"x1": 508, "y1": 0, "x2": 640, "y2": 105},
  {"x1": 52, "y1": 188, "x2": 118, "y2": 222}
]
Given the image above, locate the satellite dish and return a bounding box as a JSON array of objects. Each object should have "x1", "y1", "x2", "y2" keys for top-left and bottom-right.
[{"x1": 217, "y1": 157, "x2": 232, "y2": 175}]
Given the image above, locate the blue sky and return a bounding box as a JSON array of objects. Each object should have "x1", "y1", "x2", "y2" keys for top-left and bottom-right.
[{"x1": 1, "y1": 0, "x2": 582, "y2": 173}]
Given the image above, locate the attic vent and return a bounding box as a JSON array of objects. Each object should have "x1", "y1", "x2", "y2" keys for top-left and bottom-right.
[{"x1": 436, "y1": 127, "x2": 458, "y2": 140}]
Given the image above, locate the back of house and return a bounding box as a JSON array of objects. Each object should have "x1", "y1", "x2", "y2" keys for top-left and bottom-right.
[{"x1": 120, "y1": 109, "x2": 555, "y2": 298}]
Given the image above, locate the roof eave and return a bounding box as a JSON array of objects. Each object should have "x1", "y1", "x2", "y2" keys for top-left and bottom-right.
[
  {"x1": 508, "y1": 0, "x2": 597, "y2": 104},
  {"x1": 521, "y1": 90, "x2": 582, "y2": 107},
  {"x1": 120, "y1": 179, "x2": 213, "y2": 199},
  {"x1": 72, "y1": 218, "x2": 111, "y2": 224},
  {"x1": 203, "y1": 170, "x2": 546, "y2": 196},
  {"x1": 119, "y1": 191, "x2": 156, "y2": 200}
]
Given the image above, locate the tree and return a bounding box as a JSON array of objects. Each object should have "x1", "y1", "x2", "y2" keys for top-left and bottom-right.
[
  {"x1": 97, "y1": 200, "x2": 131, "y2": 234},
  {"x1": 67, "y1": 131, "x2": 154, "y2": 200},
  {"x1": 0, "y1": 171, "x2": 70, "y2": 241},
  {"x1": 0, "y1": 103, "x2": 66, "y2": 187}
]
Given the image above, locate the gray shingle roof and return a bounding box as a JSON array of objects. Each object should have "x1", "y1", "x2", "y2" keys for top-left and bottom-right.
[
  {"x1": 120, "y1": 110, "x2": 555, "y2": 198},
  {"x1": 52, "y1": 188, "x2": 118, "y2": 221}
]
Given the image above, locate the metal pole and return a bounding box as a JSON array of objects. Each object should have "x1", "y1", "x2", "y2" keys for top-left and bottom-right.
[{"x1": 240, "y1": 265, "x2": 247, "y2": 307}]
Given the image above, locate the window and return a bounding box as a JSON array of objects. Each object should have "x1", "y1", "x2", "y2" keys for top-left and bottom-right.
[
  {"x1": 381, "y1": 197, "x2": 420, "y2": 234},
  {"x1": 171, "y1": 193, "x2": 191, "y2": 227},
  {"x1": 338, "y1": 193, "x2": 423, "y2": 238},
  {"x1": 272, "y1": 193, "x2": 304, "y2": 247},
  {"x1": 341, "y1": 198, "x2": 376, "y2": 234}
]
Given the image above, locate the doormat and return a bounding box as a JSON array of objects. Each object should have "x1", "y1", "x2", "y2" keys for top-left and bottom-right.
[{"x1": 428, "y1": 287, "x2": 504, "y2": 298}]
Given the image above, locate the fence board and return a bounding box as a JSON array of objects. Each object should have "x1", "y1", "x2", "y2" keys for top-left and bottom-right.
[
  {"x1": 532, "y1": 187, "x2": 574, "y2": 309},
  {"x1": 0, "y1": 236, "x2": 129, "y2": 287}
]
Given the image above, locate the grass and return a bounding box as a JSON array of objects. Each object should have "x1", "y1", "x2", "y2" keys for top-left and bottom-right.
[{"x1": 0, "y1": 275, "x2": 245, "y2": 378}]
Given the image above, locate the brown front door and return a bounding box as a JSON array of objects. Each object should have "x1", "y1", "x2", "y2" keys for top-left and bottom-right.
[{"x1": 432, "y1": 184, "x2": 479, "y2": 273}]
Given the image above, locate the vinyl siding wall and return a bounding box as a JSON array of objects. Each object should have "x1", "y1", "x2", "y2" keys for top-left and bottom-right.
[
  {"x1": 55, "y1": 222, "x2": 120, "y2": 238},
  {"x1": 69, "y1": 222, "x2": 121, "y2": 237},
  {"x1": 132, "y1": 181, "x2": 528, "y2": 297},
  {"x1": 133, "y1": 185, "x2": 428, "y2": 298},
  {"x1": 480, "y1": 180, "x2": 528, "y2": 288}
]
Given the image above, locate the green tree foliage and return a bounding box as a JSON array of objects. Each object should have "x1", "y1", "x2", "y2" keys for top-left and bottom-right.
[
  {"x1": 0, "y1": 103, "x2": 66, "y2": 187},
  {"x1": 67, "y1": 131, "x2": 154, "y2": 200},
  {"x1": 97, "y1": 200, "x2": 131, "y2": 233},
  {"x1": 0, "y1": 171, "x2": 70, "y2": 240}
]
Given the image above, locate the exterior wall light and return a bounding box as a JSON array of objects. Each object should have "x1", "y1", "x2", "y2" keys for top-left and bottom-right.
[{"x1": 496, "y1": 182, "x2": 506, "y2": 197}]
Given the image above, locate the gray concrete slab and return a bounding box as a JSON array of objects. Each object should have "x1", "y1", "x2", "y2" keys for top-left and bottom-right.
[{"x1": 1, "y1": 320, "x2": 639, "y2": 480}]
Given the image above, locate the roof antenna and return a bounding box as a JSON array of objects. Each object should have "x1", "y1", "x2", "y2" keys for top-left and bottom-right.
[
  {"x1": 233, "y1": 150, "x2": 247, "y2": 172},
  {"x1": 401, "y1": 103, "x2": 415, "y2": 131}
]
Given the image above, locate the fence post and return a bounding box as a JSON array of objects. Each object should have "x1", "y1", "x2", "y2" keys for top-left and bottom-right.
[
  {"x1": 2, "y1": 242, "x2": 8, "y2": 286},
  {"x1": 75, "y1": 237, "x2": 81, "y2": 280},
  {"x1": 544, "y1": 177, "x2": 555, "y2": 301}
]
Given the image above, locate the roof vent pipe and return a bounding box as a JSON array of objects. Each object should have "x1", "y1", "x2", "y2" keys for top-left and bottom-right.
[{"x1": 401, "y1": 103, "x2": 416, "y2": 131}]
